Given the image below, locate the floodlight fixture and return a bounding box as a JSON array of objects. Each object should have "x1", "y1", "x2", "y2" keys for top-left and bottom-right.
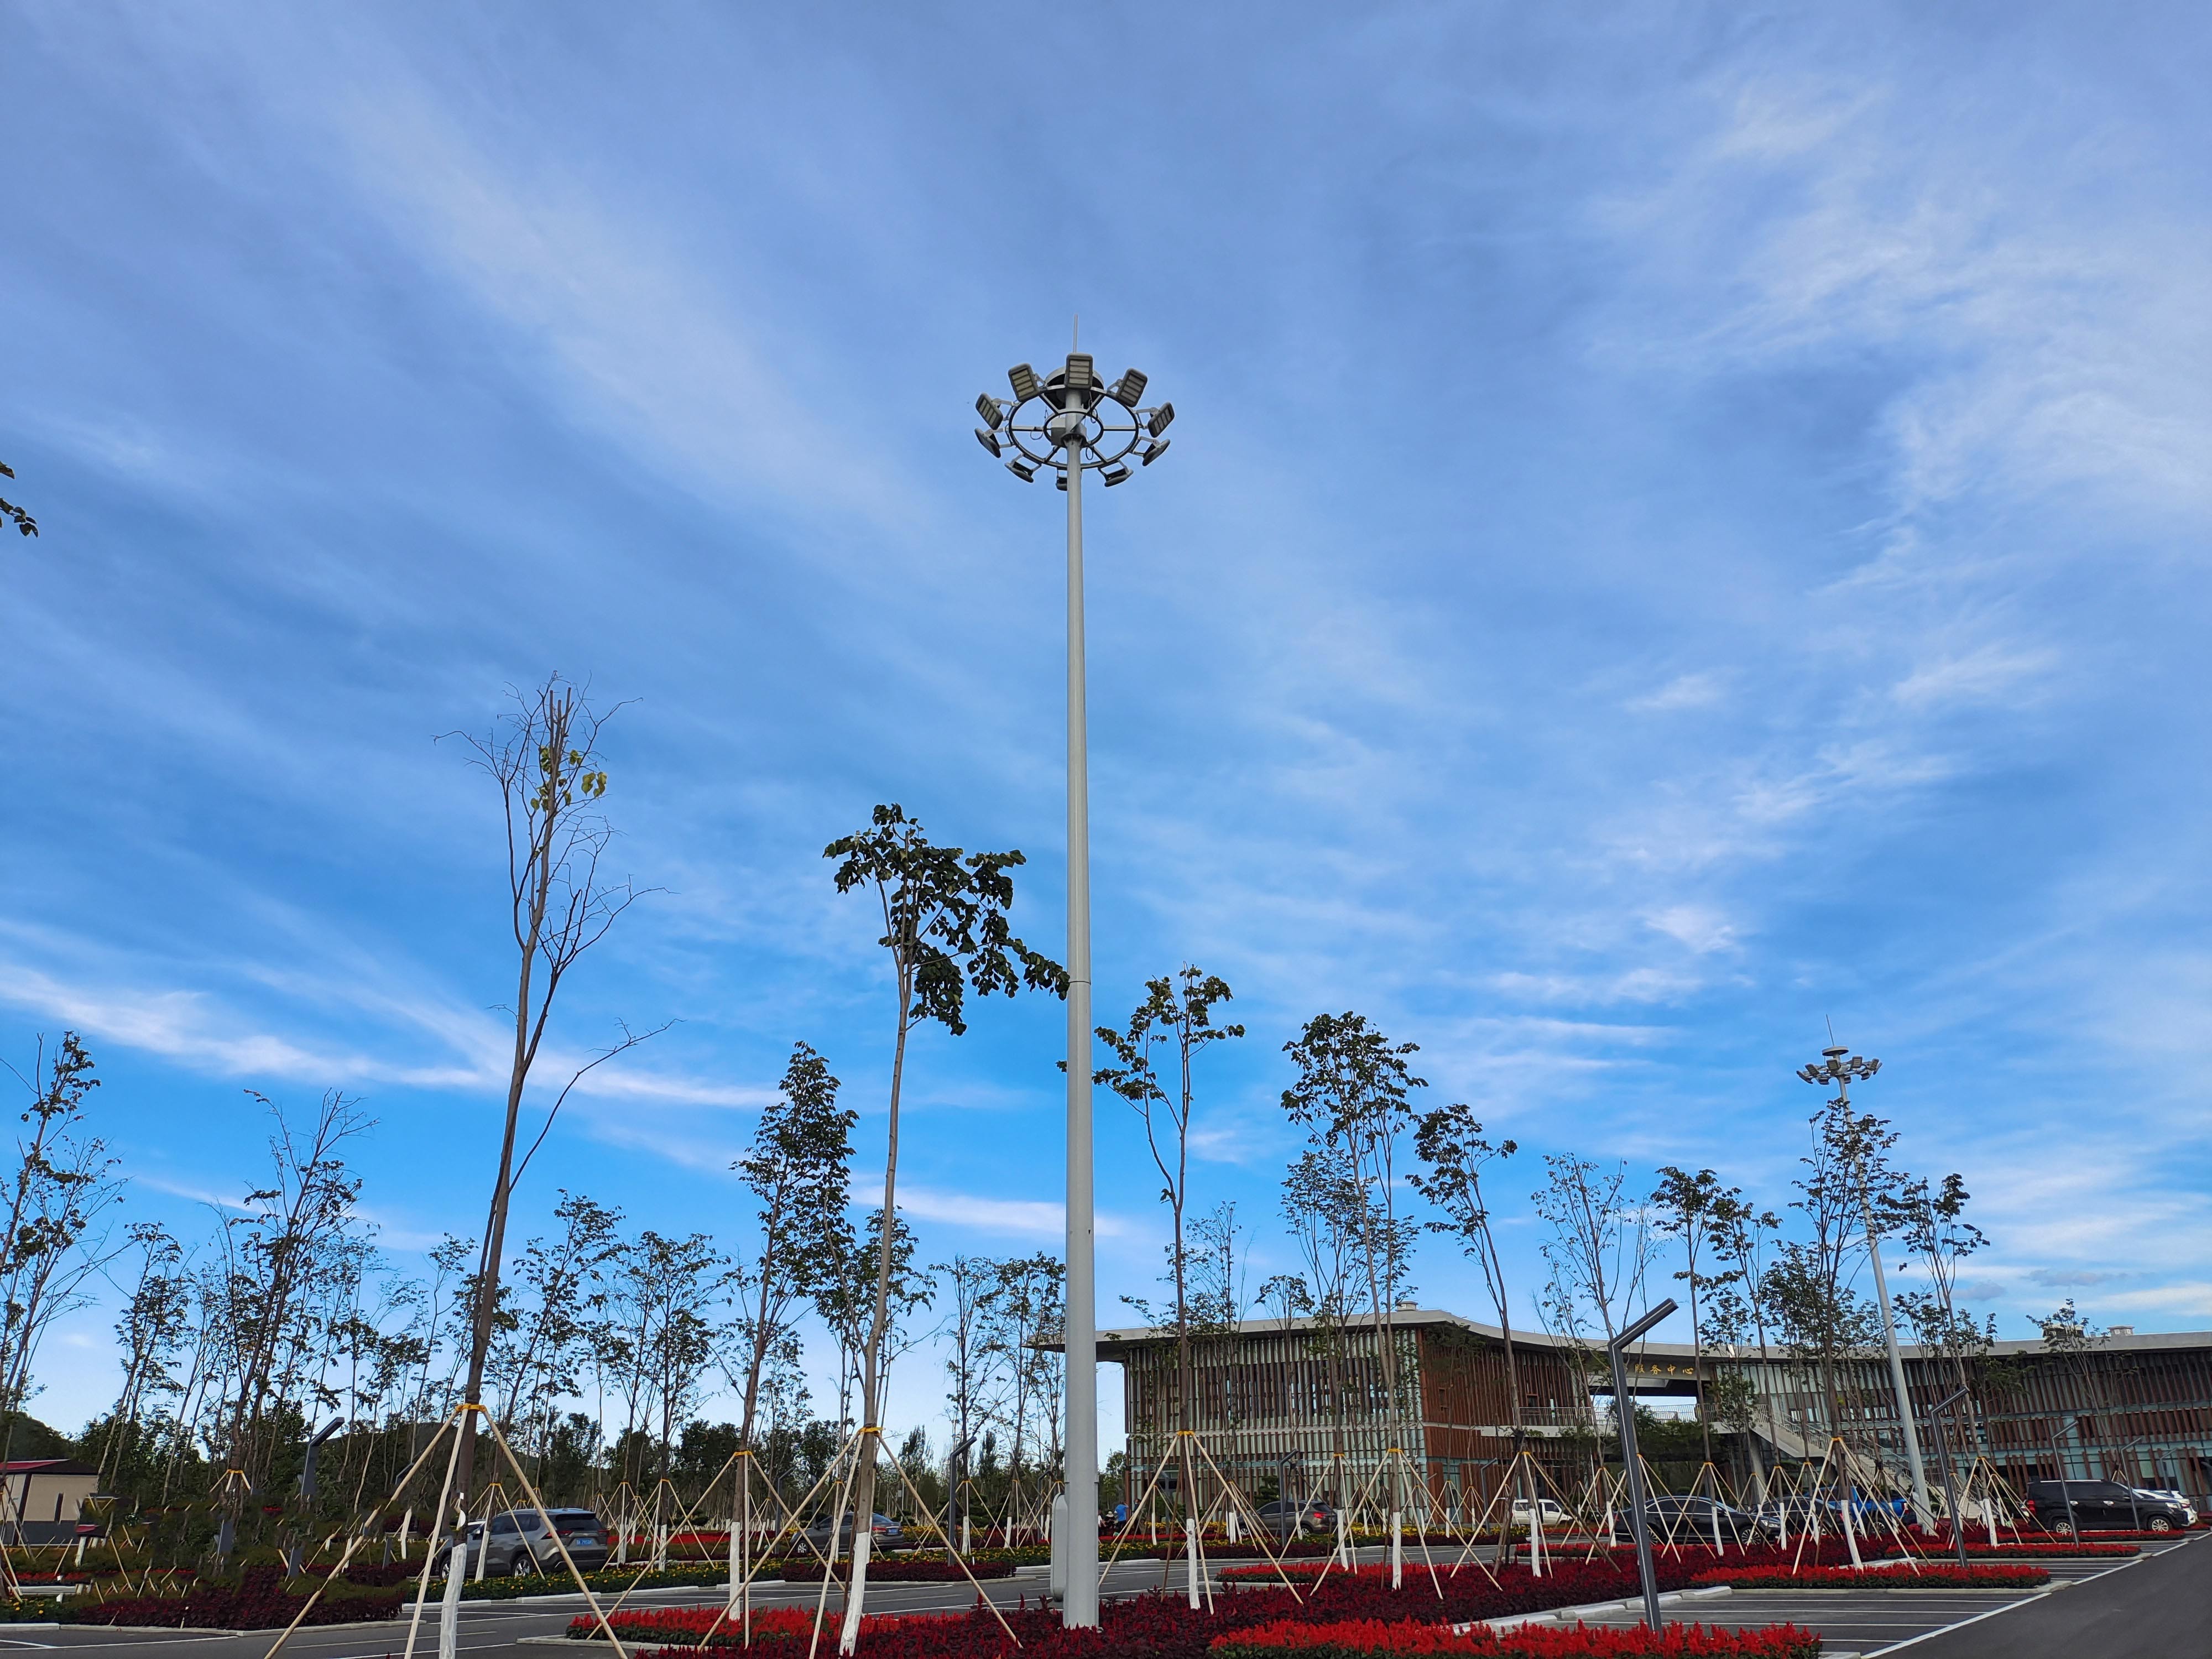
[{"x1": 978, "y1": 352, "x2": 1172, "y2": 488}]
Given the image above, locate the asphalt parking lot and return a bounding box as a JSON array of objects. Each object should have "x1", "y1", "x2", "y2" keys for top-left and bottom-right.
[
  {"x1": 0, "y1": 1536, "x2": 2195, "y2": 1659},
  {"x1": 1561, "y1": 1535, "x2": 2204, "y2": 1657}
]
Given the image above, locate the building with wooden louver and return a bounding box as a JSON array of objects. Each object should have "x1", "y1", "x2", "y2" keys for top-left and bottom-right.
[{"x1": 1098, "y1": 1308, "x2": 2212, "y2": 1516}]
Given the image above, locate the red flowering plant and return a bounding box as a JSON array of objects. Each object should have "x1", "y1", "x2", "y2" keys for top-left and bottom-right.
[
  {"x1": 1875, "y1": 1539, "x2": 2135, "y2": 1560},
  {"x1": 589, "y1": 1559, "x2": 1724, "y2": 1656},
  {"x1": 1696, "y1": 1562, "x2": 2048, "y2": 1590},
  {"x1": 76, "y1": 1566, "x2": 405, "y2": 1630},
  {"x1": 770, "y1": 1558, "x2": 1017, "y2": 1582},
  {"x1": 1210, "y1": 1620, "x2": 1822, "y2": 1658}
]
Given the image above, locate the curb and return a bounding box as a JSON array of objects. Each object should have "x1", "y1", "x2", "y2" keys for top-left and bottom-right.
[
  {"x1": 58, "y1": 1626, "x2": 247, "y2": 1636},
  {"x1": 1460, "y1": 1583, "x2": 1733, "y2": 1634}
]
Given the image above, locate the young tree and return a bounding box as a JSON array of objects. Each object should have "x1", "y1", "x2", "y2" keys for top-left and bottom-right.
[
  {"x1": 1649, "y1": 1166, "x2": 1739, "y2": 1470},
  {"x1": 493, "y1": 1192, "x2": 623, "y2": 1455},
  {"x1": 449, "y1": 676, "x2": 659, "y2": 1508},
  {"x1": 816, "y1": 1209, "x2": 930, "y2": 1434},
  {"x1": 1532, "y1": 1155, "x2": 1653, "y2": 1355},
  {"x1": 0, "y1": 460, "x2": 35, "y2": 538},
  {"x1": 1699, "y1": 1198, "x2": 1780, "y2": 1493},
  {"x1": 821, "y1": 802, "x2": 1063, "y2": 1652},
  {"x1": 1095, "y1": 968, "x2": 1243, "y2": 1494},
  {"x1": 2038, "y1": 1300, "x2": 2115, "y2": 1480},
  {"x1": 988, "y1": 1252, "x2": 1066, "y2": 1535},
  {"x1": 1772, "y1": 1095, "x2": 1908, "y2": 1446},
  {"x1": 1896, "y1": 1173, "x2": 1996, "y2": 1444},
  {"x1": 1412, "y1": 1104, "x2": 1533, "y2": 1528},
  {"x1": 932, "y1": 1256, "x2": 1006, "y2": 1547},
  {"x1": 1412, "y1": 1106, "x2": 1522, "y2": 1427},
  {"x1": 729, "y1": 1045, "x2": 854, "y2": 1465},
  {"x1": 1281, "y1": 1013, "x2": 1425, "y2": 1580},
  {"x1": 606, "y1": 1230, "x2": 735, "y2": 1486},
  {"x1": 94, "y1": 1223, "x2": 188, "y2": 1493},
  {"x1": 1281, "y1": 1149, "x2": 1365, "y2": 1511},
  {"x1": 0, "y1": 1033, "x2": 122, "y2": 1479},
  {"x1": 209, "y1": 1090, "x2": 371, "y2": 1494},
  {"x1": 1281, "y1": 1015, "x2": 1424, "y2": 1414},
  {"x1": 1257, "y1": 1272, "x2": 1312, "y2": 1329}
]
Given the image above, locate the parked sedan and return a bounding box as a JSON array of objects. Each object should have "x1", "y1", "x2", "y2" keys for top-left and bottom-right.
[
  {"x1": 1255, "y1": 1499, "x2": 1334, "y2": 1531},
  {"x1": 1615, "y1": 1496, "x2": 1774, "y2": 1546},
  {"x1": 1508, "y1": 1498, "x2": 1573, "y2": 1527},
  {"x1": 464, "y1": 1508, "x2": 612, "y2": 1575}
]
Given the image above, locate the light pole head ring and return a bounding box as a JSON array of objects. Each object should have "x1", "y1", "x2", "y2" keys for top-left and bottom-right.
[{"x1": 977, "y1": 353, "x2": 1172, "y2": 484}]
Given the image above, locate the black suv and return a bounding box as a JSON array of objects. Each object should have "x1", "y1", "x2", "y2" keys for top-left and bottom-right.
[
  {"x1": 2027, "y1": 1480, "x2": 2189, "y2": 1535},
  {"x1": 464, "y1": 1508, "x2": 612, "y2": 1575}
]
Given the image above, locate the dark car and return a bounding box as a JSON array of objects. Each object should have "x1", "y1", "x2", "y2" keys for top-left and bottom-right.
[
  {"x1": 800, "y1": 1512, "x2": 904, "y2": 1553},
  {"x1": 1255, "y1": 1499, "x2": 1334, "y2": 1531},
  {"x1": 464, "y1": 1508, "x2": 611, "y2": 1575},
  {"x1": 1755, "y1": 1495, "x2": 1834, "y2": 1531},
  {"x1": 1615, "y1": 1496, "x2": 1774, "y2": 1546},
  {"x1": 2028, "y1": 1479, "x2": 2189, "y2": 1535}
]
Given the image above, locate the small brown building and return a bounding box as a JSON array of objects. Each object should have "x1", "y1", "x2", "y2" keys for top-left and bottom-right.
[{"x1": 1, "y1": 1459, "x2": 102, "y2": 1543}]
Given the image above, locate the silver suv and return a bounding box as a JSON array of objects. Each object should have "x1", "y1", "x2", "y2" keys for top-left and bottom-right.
[{"x1": 462, "y1": 1508, "x2": 612, "y2": 1575}]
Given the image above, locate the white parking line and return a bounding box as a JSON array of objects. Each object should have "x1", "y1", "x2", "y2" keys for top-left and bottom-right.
[{"x1": 1860, "y1": 1546, "x2": 2164, "y2": 1656}]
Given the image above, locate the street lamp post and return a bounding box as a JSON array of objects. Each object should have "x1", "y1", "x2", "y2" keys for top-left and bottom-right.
[
  {"x1": 1609, "y1": 1298, "x2": 1679, "y2": 1634},
  {"x1": 977, "y1": 352, "x2": 1173, "y2": 1630},
  {"x1": 1796, "y1": 1044, "x2": 1934, "y2": 1529},
  {"x1": 1929, "y1": 1386, "x2": 1972, "y2": 1570}
]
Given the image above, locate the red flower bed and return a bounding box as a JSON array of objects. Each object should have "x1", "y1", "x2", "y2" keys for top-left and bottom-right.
[
  {"x1": 1212, "y1": 1619, "x2": 1821, "y2": 1657},
  {"x1": 342, "y1": 1561, "x2": 430, "y2": 1587},
  {"x1": 597, "y1": 1558, "x2": 1731, "y2": 1656},
  {"x1": 1695, "y1": 1562, "x2": 2048, "y2": 1590},
  {"x1": 1876, "y1": 1540, "x2": 2135, "y2": 1559},
  {"x1": 1917, "y1": 1526, "x2": 2197, "y2": 1542},
  {"x1": 76, "y1": 1567, "x2": 404, "y2": 1629},
  {"x1": 768, "y1": 1558, "x2": 1016, "y2": 1582}
]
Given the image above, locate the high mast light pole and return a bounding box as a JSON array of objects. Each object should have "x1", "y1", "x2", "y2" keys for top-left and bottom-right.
[
  {"x1": 976, "y1": 350, "x2": 1173, "y2": 1630},
  {"x1": 1796, "y1": 1043, "x2": 1935, "y2": 1528}
]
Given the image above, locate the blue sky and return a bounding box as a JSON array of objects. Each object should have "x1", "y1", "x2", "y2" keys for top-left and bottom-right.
[{"x1": 3, "y1": 4, "x2": 2208, "y2": 1451}]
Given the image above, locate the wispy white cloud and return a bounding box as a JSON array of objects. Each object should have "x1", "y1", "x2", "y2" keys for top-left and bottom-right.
[
  {"x1": 1893, "y1": 644, "x2": 2058, "y2": 710},
  {"x1": 1643, "y1": 905, "x2": 1740, "y2": 956},
  {"x1": 1627, "y1": 673, "x2": 1727, "y2": 713}
]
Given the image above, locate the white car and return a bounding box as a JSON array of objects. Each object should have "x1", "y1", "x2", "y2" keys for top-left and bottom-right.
[
  {"x1": 1507, "y1": 1497, "x2": 1572, "y2": 1526},
  {"x1": 2134, "y1": 1488, "x2": 2198, "y2": 1525}
]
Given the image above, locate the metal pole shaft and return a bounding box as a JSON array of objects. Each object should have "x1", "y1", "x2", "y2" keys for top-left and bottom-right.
[
  {"x1": 1608, "y1": 1342, "x2": 1663, "y2": 1631},
  {"x1": 1062, "y1": 421, "x2": 1100, "y2": 1630},
  {"x1": 1932, "y1": 1405, "x2": 1969, "y2": 1571},
  {"x1": 1842, "y1": 1078, "x2": 1933, "y2": 1528}
]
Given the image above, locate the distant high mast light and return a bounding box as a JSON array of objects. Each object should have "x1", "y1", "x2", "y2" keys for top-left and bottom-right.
[
  {"x1": 977, "y1": 347, "x2": 1172, "y2": 1631},
  {"x1": 1797, "y1": 1042, "x2": 1933, "y2": 1530}
]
